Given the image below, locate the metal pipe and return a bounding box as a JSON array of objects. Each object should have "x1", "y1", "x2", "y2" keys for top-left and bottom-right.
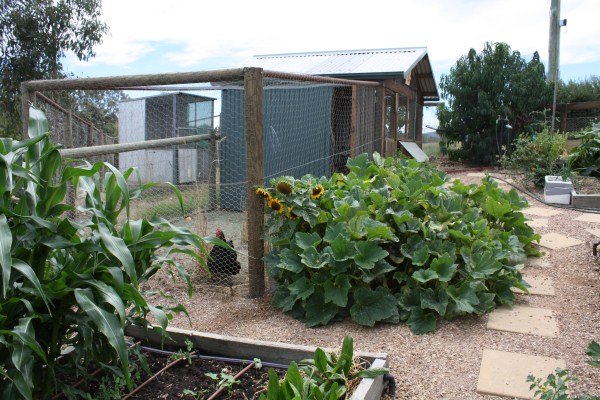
[
  {"x1": 138, "y1": 345, "x2": 289, "y2": 370},
  {"x1": 262, "y1": 70, "x2": 380, "y2": 87},
  {"x1": 206, "y1": 361, "x2": 256, "y2": 400},
  {"x1": 59, "y1": 133, "x2": 221, "y2": 158},
  {"x1": 121, "y1": 351, "x2": 197, "y2": 400}
]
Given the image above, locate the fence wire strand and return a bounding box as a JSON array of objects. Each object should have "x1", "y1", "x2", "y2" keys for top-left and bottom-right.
[{"x1": 33, "y1": 71, "x2": 406, "y2": 296}]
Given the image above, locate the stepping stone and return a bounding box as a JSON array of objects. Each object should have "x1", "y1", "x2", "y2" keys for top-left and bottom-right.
[
  {"x1": 522, "y1": 207, "x2": 562, "y2": 217},
  {"x1": 477, "y1": 349, "x2": 566, "y2": 399},
  {"x1": 538, "y1": 232, "x2": 583, "y2": 250},
  {"x1": 587, "y1": 228, "x2": 600, "y2": 238},
  {"x1": 575, "y1": 213, "x2": 600, "y2": 224},
  {"x1": 525, "y1": 257, "x2": 551, "y2": 269},
  {"x1": 527, "y1": 218, "x2": 548, "y2": 228},
  {"x1": 467, "y1": 172, "x2": 486, "y2": 177},
  {"x1": 513, "y1": 276, "x2": 555, "y2": 296},
  {"x1": 487, "y1": 305, "x2": 559, "y2": 337}
]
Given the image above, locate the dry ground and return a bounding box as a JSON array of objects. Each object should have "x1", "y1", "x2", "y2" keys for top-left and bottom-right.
[{"x1": 143, "y1": 171, "x2": 600, "y2": 399}]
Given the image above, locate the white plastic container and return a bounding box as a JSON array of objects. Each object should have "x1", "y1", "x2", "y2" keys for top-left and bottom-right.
[{"x1": 544, "y1": 176, "x2": 573, "y2": 205}]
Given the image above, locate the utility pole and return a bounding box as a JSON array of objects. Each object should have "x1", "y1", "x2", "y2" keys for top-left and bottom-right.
[
  {"x1": 548, "y1": 0, "x2": 561, "y2": 84},
  {"x1": 548, "y1": 0, "x2": 563, "y2": 132}
]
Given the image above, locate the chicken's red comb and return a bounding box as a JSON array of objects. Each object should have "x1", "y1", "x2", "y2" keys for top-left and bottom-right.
[{"x1": 215, "y1": 228, "x2": 224, "y2": 238}]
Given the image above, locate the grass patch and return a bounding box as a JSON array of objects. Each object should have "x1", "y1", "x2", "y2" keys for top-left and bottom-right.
[
  {"x1": 134, "y1": 184, "x2": 209, "y2": 220},
  {"x1": 422, "y1": 141, "x2": 441, "y2": 156}
]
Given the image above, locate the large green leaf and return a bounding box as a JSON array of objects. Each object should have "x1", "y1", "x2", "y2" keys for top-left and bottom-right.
[
  {"x1": 354, "y1": 241, "x2": 388, "y2": 270},
  {"x1": 420, "y1": 287, "x2": 449, "y2": 315},
  {"x1": 407, "y1": 309, "x2": 436, "y2": 335},
  {"x1": 323, "y1": 275, "x2": 351, "y2": 307},
  {"x1": 12, "y1": 260, "x2": 51, "y2": 313},
  {"x1": 470, "y1": 251, "x2": 503, "y2": 279},
  {"x1": 295, "y1": 232, "x2": 322, "y2": 250},
  {"x1": 289, "y1": 277, "x2": 315, "y2": 301},
  {"x1": 447, "y1": 283, "x2": 480, "y2": 313},
  {"x1": 429, "y1": 254, "x2": 458, "y2": 282},
  {"x1": 74, "y1": 289, "x2": 130, "y2": 387},
  {"x1": 98, "y1": 223, "x2": 138, "y2": 287},
  {"x1": 305, "y1": 292, "x2": 338, "y2": 327},
  {"x1": 0, "y1": 214, "x2": 13, "y2": 296},
  {"x1": 328, "y1": 234, "x2": 355, "y2": 261},
  {"x1": 301, "y1": 247, "x2": 329, "y2": 270},
  {"x1": 350, "y1": 287, "x2": 398, "y2": 327}
]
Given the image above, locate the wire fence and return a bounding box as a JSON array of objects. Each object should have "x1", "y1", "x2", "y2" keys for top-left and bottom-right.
[{"x1": 23, "y1": 68, "x2": 414, "y2": 297}]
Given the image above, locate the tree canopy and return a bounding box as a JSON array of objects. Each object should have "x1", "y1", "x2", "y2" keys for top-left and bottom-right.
[
  {"x1": 436, "y1": 42, "x2": 552, "y2": 165},
  {"x1": 0, "y1": 0, "x2": 108, "y2": 134}
]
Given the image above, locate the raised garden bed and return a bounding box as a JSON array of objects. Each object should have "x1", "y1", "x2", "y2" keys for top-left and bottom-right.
[{"x1": 125, "y1": 325, "x2": 389, "y2": 400}]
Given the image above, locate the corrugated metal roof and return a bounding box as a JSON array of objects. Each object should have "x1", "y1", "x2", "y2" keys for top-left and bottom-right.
[
  {"x1": 251, "y1": 47, "x2": 439, "y2": 100},
  {"x1": 253, "y1": 47, "x2": 428, "y2": 78}
]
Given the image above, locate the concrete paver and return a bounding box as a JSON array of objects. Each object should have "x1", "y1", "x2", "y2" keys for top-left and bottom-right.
[
  {"x1": 522, "y1": 207, "x2": 563, "y2": 217},
  {"x1": 487, "y1": 305, "x2": 559, "y2": 337},
  {"x1": 527, "y1": 218, "x2": 548, "y2": 228},
  {"x1": 477, "y1": 349, "x2": 566, "y2": 399},
  {"x1": 574, "y1": 213, "x2": 600, "y2": 224},
  {"x1": 538, "y1": 232, "x2": 583, "y2": 250},
  {"x1": 513, "y1": 276, "x2": 555, "y2": 296},
  {"x1": 525, "y1": 257, "x2": 551, "y2": 269},
  {"x1": 585, "y1": 228, "x2": 600, "y2": 238}
]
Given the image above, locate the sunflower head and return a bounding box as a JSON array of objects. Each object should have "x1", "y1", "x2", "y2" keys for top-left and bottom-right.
[
  {"x1": 268, "y1": 197, "x2": 284, "y2": 214},
  {"x1": 310, "y1": 184, "x2": 325, "y2": 200},
  {"x1": 286, "y1": 206, "x2": 298, "y2": 220},
  {"x1": 256, "y1": 188, "x2": 272, "y2": 202},
  {"x1": 276, "y1": 180, "x2": 293, "y2": 195}
]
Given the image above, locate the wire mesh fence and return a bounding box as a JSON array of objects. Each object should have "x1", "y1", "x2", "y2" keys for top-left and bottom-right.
[{"x1": 23, "y1": 68, "x2": 400, "y2": 297}]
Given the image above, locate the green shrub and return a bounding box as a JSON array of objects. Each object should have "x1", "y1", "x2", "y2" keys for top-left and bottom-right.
[
  {"x1": 259, "y1": 336, "x2": 387, "y2": 400},
  {"x1": 0, "y1": 108, "x2": 215, "y2": 399},
  {"x1": 260, "y1": 154, "x2": 539, "y2": 334},
  {"x1": 501, "y1": 129, "x2": 569, "y2": 187},
  {"x1": 569, "y1": 124, "x2": 600, "y2": 177}
]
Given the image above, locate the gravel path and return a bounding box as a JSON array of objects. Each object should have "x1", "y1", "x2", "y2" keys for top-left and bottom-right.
[{"x1": 144, "y1": 172, "x2": 600, "y2": 399}]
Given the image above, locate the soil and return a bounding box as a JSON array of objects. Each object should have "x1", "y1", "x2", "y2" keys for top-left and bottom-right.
[{"x1": 128, "y1": 351, "x2": 281, "y2": 400}]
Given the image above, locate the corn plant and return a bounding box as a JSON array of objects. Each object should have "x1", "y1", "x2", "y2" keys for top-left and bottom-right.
[{"x1": 0, "y1": 107, "x2": 215, "y2": 399}]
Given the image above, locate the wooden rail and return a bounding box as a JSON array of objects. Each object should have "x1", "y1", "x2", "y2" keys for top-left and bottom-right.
[{"x1": 59, "y1": 133, "x2": 220, "y2": 158}]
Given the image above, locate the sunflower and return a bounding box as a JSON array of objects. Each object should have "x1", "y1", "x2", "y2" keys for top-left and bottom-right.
[
  {"x1": 255, "y1": 188, "x2": 272, "y2": 202},
  {"x1": 276, "y1": 180, "x2": 293, "y2": 195},
  {"x1": 286, "y1": 206, "x2": 298, "y2": 220},
  {"x1": 268, "y1": 197, "x2": 284, "y2": 214},
  {"x1": 310, "y1": 184, "x2": 325, "y2": 200}
]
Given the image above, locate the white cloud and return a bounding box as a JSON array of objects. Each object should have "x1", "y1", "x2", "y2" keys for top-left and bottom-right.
[{"x1": 72, "y1": 0, "x2": 599, "y2": 73}]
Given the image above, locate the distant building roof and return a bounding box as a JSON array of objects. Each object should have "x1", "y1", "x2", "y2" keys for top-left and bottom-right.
[{"x1": 252, "y1": 47, "x2": 439, "y2": 100}]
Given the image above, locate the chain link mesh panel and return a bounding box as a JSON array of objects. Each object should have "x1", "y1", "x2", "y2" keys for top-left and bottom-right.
[{"x1": 31, "y1": 70, "x2": 390, "y2": 296}]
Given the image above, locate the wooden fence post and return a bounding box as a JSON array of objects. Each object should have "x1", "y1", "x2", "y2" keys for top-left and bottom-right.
[
  {"x1": 244, "y1": 67, "x2": 265, "y2": 298},
  {"x1": 20, "y1": 83, "x2": 30, "y2": 140}
]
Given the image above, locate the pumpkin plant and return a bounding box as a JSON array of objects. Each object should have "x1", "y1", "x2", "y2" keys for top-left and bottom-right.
[
  {"x1": 259, "y1": 336, "x2": 387, "y2": 400},
  {"x1": 0, "y1": 107, "x2": 216, "y2": 399},
  {"x1": 260, "y1": 154, "x2": 540, "y2": 334}
]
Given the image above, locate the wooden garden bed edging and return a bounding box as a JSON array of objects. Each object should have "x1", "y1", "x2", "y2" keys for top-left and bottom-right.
[{"x1": 125, "y1": 325, "x2": 389, "y2": 400}]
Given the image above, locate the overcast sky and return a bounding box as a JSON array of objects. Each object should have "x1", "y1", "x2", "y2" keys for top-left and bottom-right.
[{"x1": 64, "y1": 0, "x2": 600, "y2": 127}]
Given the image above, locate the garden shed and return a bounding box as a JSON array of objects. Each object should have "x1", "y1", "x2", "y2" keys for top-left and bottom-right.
[
  {"x1": 118, "y1": 92, "x2": 215, "y2": 184},
  {"x1": 218, "y1": 47, "x2": 439, "y2": 210}
]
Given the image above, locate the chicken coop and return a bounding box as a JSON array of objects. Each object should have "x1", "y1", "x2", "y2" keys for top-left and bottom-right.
[
  {"x1": 219, "y1": 84, "x2": 377, "y2": 211},
  {"x1": 218, "y1": 47, "x2": 439, "y2": 211},
  {"x1": 118, "y1": 92, "x2": 215, "y2": 184}
]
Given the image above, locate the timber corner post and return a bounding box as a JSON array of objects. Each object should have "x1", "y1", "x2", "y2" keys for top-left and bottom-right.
[
  {"x1": 20, "y1": 82, "x2": 31, "y2": 139},
  {"x1": 244, "y1": 67, "x2": 265, "y2": 298}
]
